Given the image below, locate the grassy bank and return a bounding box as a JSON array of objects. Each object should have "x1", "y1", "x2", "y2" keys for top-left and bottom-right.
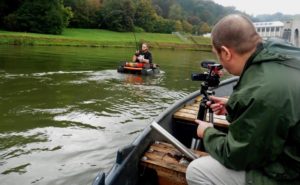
[{"x1": 0, "y1": 28, "x2": 212, "y2": 51}]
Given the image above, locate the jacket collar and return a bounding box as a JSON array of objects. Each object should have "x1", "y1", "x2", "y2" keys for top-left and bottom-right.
[{"x1": 234, "y1": 42, "x2": 264, "y2": 89}]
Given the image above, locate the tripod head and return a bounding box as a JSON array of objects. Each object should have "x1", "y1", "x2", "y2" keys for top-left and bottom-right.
[
  {"x1": 191, "y1": 61, "x2": 223, "y2": 98},
  {"x1": 191, "y1": 61, "x2": 223, "y2": 87}
]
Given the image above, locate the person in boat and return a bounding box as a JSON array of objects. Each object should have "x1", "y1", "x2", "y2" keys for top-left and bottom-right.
[
  {"x1": 132, "y1": 43, "x2": 152, "y2": 64},
  {"x1": 186, "y1": 14, "x2": 300, "y2": 185}
]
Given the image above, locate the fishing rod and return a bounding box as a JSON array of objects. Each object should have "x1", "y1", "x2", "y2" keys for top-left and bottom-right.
[
  {"x1": 132, "y1": 26, "x2": 139, "y2": 51},
  {"x1": 127, "y1": 13, "x2": 139, "y2": 52}
]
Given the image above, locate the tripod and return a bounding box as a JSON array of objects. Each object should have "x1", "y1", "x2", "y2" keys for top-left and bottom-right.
[
  {"x1": 190, "y1": 81, "x2": 215, "y2": 150},
  {"x1": 190, "y1": 62, "x2": 222, "y2": 150}
]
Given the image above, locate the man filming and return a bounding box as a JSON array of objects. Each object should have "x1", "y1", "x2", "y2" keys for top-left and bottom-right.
[{"x1": 186, "y1": 14, "x2": 300, "y2": 185}]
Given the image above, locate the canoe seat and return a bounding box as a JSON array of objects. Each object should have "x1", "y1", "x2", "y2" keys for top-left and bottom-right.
[
  {"x1": 173, "y1": 96, "x2": 229, "y2": 128},
  {"x1": 140, "y1": 141, "x2": 207, "y2": 185}
]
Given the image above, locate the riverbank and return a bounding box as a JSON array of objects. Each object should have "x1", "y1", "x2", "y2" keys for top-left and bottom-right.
[{"x1": 0, "y1": 28, "x2": 212, "y2": 51}]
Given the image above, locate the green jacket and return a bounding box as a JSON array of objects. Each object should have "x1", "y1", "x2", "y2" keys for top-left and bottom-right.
[{"x1": 203, "y1": 38, "x2": 300, "y2": 185}]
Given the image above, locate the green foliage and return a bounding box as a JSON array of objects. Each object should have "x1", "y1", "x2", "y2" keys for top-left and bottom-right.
[
  {"x1": 182, "y1": 20, "x2": 193, "y2": 33},
  {"x1": 99, "y1": 0, "x2": 135, "y2": 32},
  {"x1": 134, "y1": 26, "x2": 145, "y2": 32},
  {"x1": 175, "y1": 0, "x2": 239, "y2": 25},
  {"x1": 152, "y1": 0, "x2": 174, "y2": 18},
  {"x1": 152, "y1": 17, "x2": 175, "y2": 33},
  {"x1": 199, "y1": 22, "x2": 211, "y2": 34},
  {"x1": 98, "y1": 0, "x2": 176, "y2": 33},
  {"x1": 0, "y1": 0, "x2": 23, "y2": 26},
  {"x1": 175, "y1": 20, "x2": 183, "y2": 32},
  {"x1": 151, "y1": 0, "x2": 240, "y2": 34},
  {"x1": 64, "y1": 0, "x2": 101, "y2": 28},
  {"x1": 168, "y1": 3, "x2": 183, "y2": 20},
  {"x1": 3, "y1": 0, "x2": 72, "y2": 34},
  {"x1": 187, "y1": 16, "x2": 201, "y2": 25},
  {"x1": 62, "y1": 7, "x2": 73, "y2": 27},
  {"x1": 0, "y1": 0, "x2": 247, "y2": 34},
  {"x1": 134, "y1": 0, "x2": 157, "y2": 32}
]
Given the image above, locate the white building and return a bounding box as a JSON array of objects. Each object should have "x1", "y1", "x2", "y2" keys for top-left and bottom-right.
[
  {"x1": 254, "y1": 18, "x2": 300, "y2": 47},
  {"x1": 253, "y1": 21, "x2": 284, "y2": 38}
]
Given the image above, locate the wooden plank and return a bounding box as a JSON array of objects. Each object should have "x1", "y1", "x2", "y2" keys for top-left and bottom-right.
[
  {"x1": 183, "y1": 105, "x2": 199, "y2": 111},
  {"x1": 147, "y1": 164, "x2": 187, "y2": 185},
  {"x1": 141, "y1": 142, "x2": 207, "y2": 172},
  {"x1": 173, "y1": 95, "x2": 230, "y2": 128},
  {"x1": 173, "y1": 112, "x2": 229, "y2": 128},
  {"x1": 191, "y1": 103, "x2": 200, "y2": 108},
  {"x1": 176, "y1": 108, "x2": 198, "y2": 115},
  {"x1": 140, "y1": 141, "x2": 208, "y2": 185},
  {"x1": 173, "y1": 112, "x2": 196, "y2": 122},
  {"x1": 195, "y1": 96, "x2": 202, "y2": 102}
]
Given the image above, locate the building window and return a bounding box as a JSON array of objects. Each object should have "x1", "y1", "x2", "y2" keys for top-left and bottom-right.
[
  {"x1": 276, "y1": 27, "x2": 280, "y2": 32},
  {"x1": 257, "y1": 28, "x2": 261, "y2": 32},
  {"x1": 266, "y1": 28, "x2": 270, "y2": 32},
  {"x1": 262, "y1": 28, "x2": 265, "y2": 32},
  {"x1": 271, "y1": 27, "x2": 274, "y2": 32}
]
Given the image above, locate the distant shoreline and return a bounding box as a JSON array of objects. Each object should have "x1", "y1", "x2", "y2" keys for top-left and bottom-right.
[{"x1": 0, "y1": 28, "x2": 212, "y2": 51}]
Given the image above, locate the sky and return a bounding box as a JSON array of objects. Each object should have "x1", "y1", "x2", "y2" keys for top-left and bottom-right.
[{"x1": 212, "y1": 0, "x2": 300, "y2": 16}]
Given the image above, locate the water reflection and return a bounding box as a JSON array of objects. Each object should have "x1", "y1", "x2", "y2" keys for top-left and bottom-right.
[{"x1": 1, "y1": 127, "x2": 120, "y2": 185}]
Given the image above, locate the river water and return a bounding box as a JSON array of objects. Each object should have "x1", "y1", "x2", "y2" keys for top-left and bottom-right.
[{"x1": 0, "y1": 45, "x2": 216, "y2": 185}]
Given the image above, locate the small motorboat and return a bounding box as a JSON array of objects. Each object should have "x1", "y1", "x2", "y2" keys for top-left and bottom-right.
[
  {"x1": 117, "y1": 62, "x2": 160, "y2": 76},
  {"x1": 92, "y1": 77, "x2": 239, "y2": 185}
]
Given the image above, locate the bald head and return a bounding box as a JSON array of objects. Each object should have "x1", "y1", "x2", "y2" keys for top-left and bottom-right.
[{"x1": 212, "y1": 14, "x2": 262, "y2": 55}]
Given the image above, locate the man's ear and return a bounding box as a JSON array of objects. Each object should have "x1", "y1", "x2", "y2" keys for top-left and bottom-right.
[{"x1": 220, "y1": 46, "x2": 232, "y2": 61}]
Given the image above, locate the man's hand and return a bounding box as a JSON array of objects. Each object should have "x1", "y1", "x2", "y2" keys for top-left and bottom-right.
[
  {"x1": 206, "y1": 96, "x2": 228, "y2": 115},
  {"x1": 137, "y1": 55, "x2": 144, "y2": 62},
  {"x1": 195, "y1": 120, "x2": 213, "y2": 138}
]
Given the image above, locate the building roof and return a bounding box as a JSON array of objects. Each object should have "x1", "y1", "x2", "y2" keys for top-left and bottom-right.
[{"x1": 253, "y1": 21, "x2": 284, "y2": 27}]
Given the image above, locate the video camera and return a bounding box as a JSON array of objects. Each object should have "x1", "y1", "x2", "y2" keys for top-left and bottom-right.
[{"x1": 191, "y1": 61, "x2": 223, "y2": 87}]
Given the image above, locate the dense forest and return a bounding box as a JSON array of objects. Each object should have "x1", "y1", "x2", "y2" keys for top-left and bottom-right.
[
  {"x1": 0, "y1": 0, "x2": 296, "y2": 35},
  {"x1": 0, "y1": 0, "x2": 240, "y2": 34}
]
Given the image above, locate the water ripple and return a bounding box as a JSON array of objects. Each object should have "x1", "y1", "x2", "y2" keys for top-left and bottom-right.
[{"x1": 0, "y1": 127, "x2": 125, "y2": 185}]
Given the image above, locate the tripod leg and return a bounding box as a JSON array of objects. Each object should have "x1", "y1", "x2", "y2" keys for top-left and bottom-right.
[
  {"x1": 192, "y1": 98, "x2": 216, "y2": 150},
  {"x1": 191, "y1": 100, "x2": 207, "y2": 150},
  {"x1": 209, "y1": 109, "x2": 214, "y2": 123},
  {"x1": 197, "y1": 101, "x2": 207, "y2": 120}
]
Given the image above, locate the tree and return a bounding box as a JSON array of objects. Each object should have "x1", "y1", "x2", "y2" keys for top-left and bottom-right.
[
  {"x1": 3, "y1": 0, "x2": 72, "y2": 34},
  {"x1": 168, "y1": 4, "x2": 183, "y2": 20},
  {"x1": 182, "y1": 20, "x2": 192, "y2": 33},
  {"x1": 199, "y1": 22, "x2": 211, "y2": 34},
  {"x1": 0, "y1": 0, "x2": 246, "y2": 34},
  {"x1": 152, "y1": 16, "x2": 175, "y2": 33},
  {"x1": 152, "y1": 0, "x2": 175, "y2": 18},
  {"x1": 64, "y1": 0, "x2": 102, "y2": 28},
  {"x1": 0, "y1": 0, "x2": 23, "y2": 28},
  {"x1": 99, "y1": 0, "x2": 135, "y2": 32},
  {"x1": 187, "y1": 16, "x2": 201, "y2": 25},
  {"x1": 134, "y1": 0, "x2": 157, "y2": 32},
  {"x1": 175, "y1": 20, "x2": 183, "y2": 32}
]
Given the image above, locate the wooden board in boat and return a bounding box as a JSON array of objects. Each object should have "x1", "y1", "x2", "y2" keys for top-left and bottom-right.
[
  {"x1": 173, "y1": 96, "x2": 229, "y2": 128},
  {"x1": 140, "y1": 141, "x2": 207, "y2": 185}
]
